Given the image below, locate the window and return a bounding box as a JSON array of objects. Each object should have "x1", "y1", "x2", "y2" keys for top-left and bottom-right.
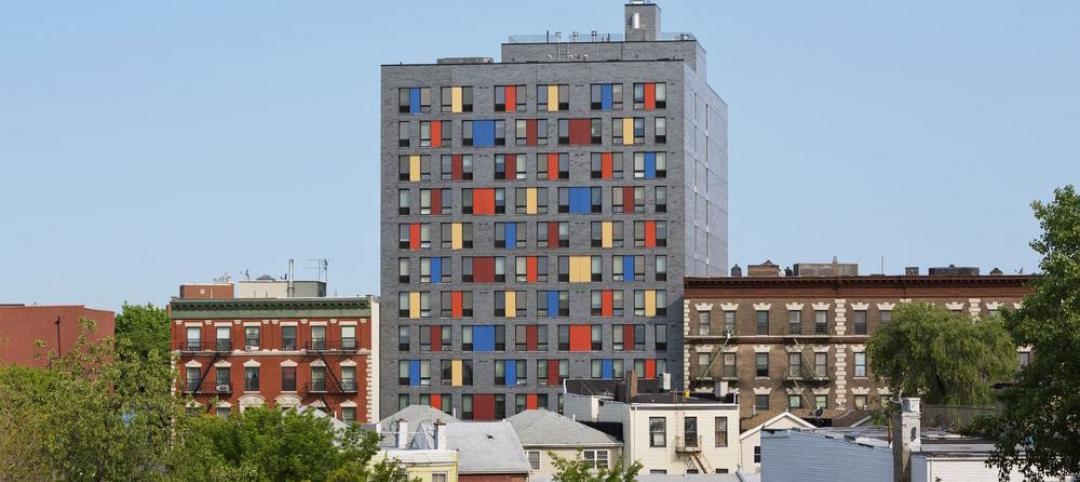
[
  {"x1": 494, "y1": 222, "x2": 526, "y2": 249},
  {"x1": 611, "y1": 186, "x2": 645, "y2": 214},
  {"x1": 655, "y1": 324, "x2": 667, "y2": 351},
  {"x1": 441, "y1": 222, "x2": 473, "y2": 249},
  {"x1": 244, "y1": 326, "x2": 260, "y2": 350},
  {"x1": 244, "y1": 366, "x2": 260, "y2": 391},
  {"x1": 722, "y1": 353, "x2": 736, "y2": 378},
  {"x1": 398, "y1": 326, "x2": 410, "y2": 351},
  {"x1": 632, "y1": 152, "x2": 666, "y2": 178},
  {"x1": 399, "y1": 87, "x2": 431, "y2": 113},
  {"x1": 753, "y1": 446, "x2": 761, "y2": 464},
  {"x1": 213, "y1": 367, "x2": 230, "y2": 392},
  {"x1": 854, "y1": 352, "x2": 866, "y2": 377},
  {"x1": 399, "y1": 394, "x2": 410, "y2": 411},
  {"x1": 756, "y1": 310, "x2": 769, "y2": 335},
  {"x1": 590, "y1": 83, "x2": 623, "y2": 111},
  {"x1": 217, "y1": 406, "x2": 231, "y2": 418},
  {"x1": 880, "y1": 310, "x2": 892, "y2": 323},
  {"x1": 494, "y1": 154, "x2": 527, "y2": 180},
  {"x1": 185, "y1": 326, "x2": 201, "y2": 350},
  {"x1": 815, "y1": 310, "x2": 828, "y2": 335},
  {"x1": 557, "y1": 118, "x2": 601, "y2": 145},
  {"x1": 755, "y1": 352, "x2": 769, "y2": 377},
  {"x1": 788, "y1": 310, "x2": 801, "y2": 335},
  {"x1": 527, "y1": 451, "x2": 541, "y2": 470},
  {"x1": 537, "y1": 84, "x2": 569, "y2": 111},
  {"x1": 724, "y1": 311, "x2": 736, "y2": 335},
  {"x1": 655, "y1": 186, "x2": 667, "y2": 212},
  {"x1": 1018, "y1": 351, "x2": 1031, "y2": 370},
  {"x1": 714, "y1": 417, "x2": 728, "y2": 447},
  {"x1": 815, "y1": 352, "x2": 828, "y2": 378},
  {"x1": 788, "y1": 395, "x2": 802, "y2": 409},
  {"x1": 310, "y1": 366, "x2": 327, "y2": 392},
  {"x1": 216, "y1": 326, "x2": 231, "y2": 351},
  {"x1": 398, "y1": 189, "x2": 410, "y2": 215},
  {"x1": 855, "y1": 395, "x2": 868, "y2": 409},
  {"x1": 440, "y1": 154, "x2": 474, "y2": 181},
  {"x1": 282, "y1": 366, "x2": 296, "y2": 391},
  {"x1": 654, "y1": 117, "x2": 666, "y2": 143},
  {"x1": 590, "y1": 152, "x2": 624, "y2": 179},
  {"x1": 633, "y1": 82, "x2": 666, "y2": 109},
  {"x1": 655, "y1": 255, "x2": 667, "y2": 281},
  {"x1": 649, "y1": 417, "x2": 666, "y2": 447},
  {"x1": 310, "y1": 325, "x2": 327, "y2": 350},
  {"x1": 537, "y1": 153, "x2": 570, "y2": 180},
  {"x1": 515, "y1": 119, "x2": 548, "y2": 146},
  {"x1": 788, "y1": 353, "x2": 801, "y2": 378},
  {"x1": 420, "y1": 120, "x2": 450, "y2": 147},
  {"x1": 441, "y1": 86, "x2": 473, "y2": 112},
  {"x1": 341, "y1": 324, "x2": 356, "y2": 350},
  {"x1": 537, "y1": 222, "x2": 569, "y2": 248},
  {"x1": 612, "y1": 117, "x2": 644, "y2": 145},
  {"x1": 398, "y1": 121, "x2": 410, "y2": 147},
  {"x1": 815, "y1": 395, "x2": 828, "y2": 410},
  {"x1": 684, "y1": 417, "x2": 698, "y2": 447},
  {"x1": 494, "y1": 84, "x2": 526, "y2": 112},
  {"x1": 462, "y1": 120, "x2": 505, "y2": 147},
  {"x1": 697, "y1": 311, "x2": 711, "y2": 336},
  {"x1": 696, "y1": 352, "x2": 710, "y2": 373},
  {"x1": 341, "y1": 407, "x2": 356, "y2": 425},
  {"x1": 185, "y1": 367, "x2": 199, "y2": 392},
  {"x1": 583, "y1": 450, "x2": 609, "y2": 469},
  {"x1": 398, "y1": 155, "x2": 431, "y2": 181},
  {"x1": 754, "y1": 394, "x2": 769, "y2": 411},
  {"x1": 854, "y1": 311, "x2": 867, "y2": 335}
]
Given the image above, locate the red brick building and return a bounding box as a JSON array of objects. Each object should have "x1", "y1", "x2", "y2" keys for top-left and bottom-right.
[
  {"x1": 0, "y1": 304, "x2": 115, "y2": 367},
  {"x1": 170, "y1": 297, "x2": 379, "y2": 423}
]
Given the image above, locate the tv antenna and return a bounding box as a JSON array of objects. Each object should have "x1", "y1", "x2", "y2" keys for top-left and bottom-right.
[{"x1": 308, "y1": 258, "x2": 330, "y2": 283}]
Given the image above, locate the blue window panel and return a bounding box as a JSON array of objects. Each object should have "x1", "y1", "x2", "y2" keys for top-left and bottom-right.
[
  {"x1": 601, "y1": 359, "x2": 614, "y2": 379},
  {"x1": 546, "y1": 291, "x2": 559, "y2": 318},
  {"x1": 473, "y1": 325, "x2": 496, "y2": 352},
  {"x1": 505, "y1": 223, "x2": 517, "y2": 250},
  {"x1": 431, "y1": 257, "x2": 443, "y2": 283},
  {"x1": 409, "y1": 360, "x2": 421, "y2": 387},
  {"x1": 473, "y1": 120, "x2": 495, "y2": 147},
  {"x1": 601, "y1": 84, "x2": 613, "y2": 111},
  {"x1": 569, "y1": 187, "x2": 592, "y2": 214},
  {"x1": 505, "y1": 359, "x2": 517, "y2": 386},
  {"x1": 623, "y1": 256, "x2": 635, "y2": 283},
  {"x1": 644, "y1": 152, "x2": 657, "y2": 179},
  {"x1": 409, "y1": 88, "x2": 421, "y2": 114}
]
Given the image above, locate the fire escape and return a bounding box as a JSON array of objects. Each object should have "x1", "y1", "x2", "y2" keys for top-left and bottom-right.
[
  {"x1": 303, "y1": 337, "x2": 360, "y2": 415},
  {"x1": 180, "y1": 338, "x2": 232, "y2": 412},
  {"x1": 784, "y1": 338, "x2": 830, "y2": 417}
]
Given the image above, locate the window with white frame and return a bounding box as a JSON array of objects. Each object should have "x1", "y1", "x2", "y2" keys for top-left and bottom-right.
[
  {"x1": 583, "y1": 450, "x2": 609, "y2": 469},
  {"x1": 526, "y1": 451, "x2": 541, "y2": 470}
]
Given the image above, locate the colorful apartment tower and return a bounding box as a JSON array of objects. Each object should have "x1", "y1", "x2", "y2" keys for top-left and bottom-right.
[{"x1": 380, "y1": 1, "x2": 728, "y2": 418}]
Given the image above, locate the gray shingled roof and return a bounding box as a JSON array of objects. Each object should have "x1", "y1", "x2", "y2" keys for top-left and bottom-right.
[
  {"x1": 446, "y1": 421, "x2": 531, "y2": 474},
  {"x1": 507, "y1": 409, "x2": 621, "y2": 447},
  {"x1": 378, "y1": 404, "x2": 460, "y2": 431}
]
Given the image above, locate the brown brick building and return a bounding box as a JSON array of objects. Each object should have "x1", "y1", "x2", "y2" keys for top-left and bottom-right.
[
  {"x1": 170, "y1": 296, "x2": 379, "y2": 423},
  {"x1": 681, "y1": 262, "x2": 1034, "y2": 430},
  {"x1": 0, "y1": 304, "x2": 115, "y2": 367}
]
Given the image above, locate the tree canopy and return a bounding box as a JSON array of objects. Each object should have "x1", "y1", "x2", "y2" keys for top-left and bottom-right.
[
  {"x1": 550, "y1": 452, "x2": 642, "y2": 482},
  {"x1": 113, "y1": 302, "x2": 171, "y2": 361},
  {"x1": 976, "y1": 185, "x2": 1080, "y2": 480},
  {"x1": 866, "y1": 301, "x2": 1016, "y2": 405}
]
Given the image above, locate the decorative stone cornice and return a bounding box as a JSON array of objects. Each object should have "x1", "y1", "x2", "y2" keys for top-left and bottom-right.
[
  {"x1": 851, "y1": 387, "x2": 871, "y2": 395},
  {"x1": 812, "y1": 345, "x2": 831, "y2": 353},
  {"x1": 280, "y1": 359, "x2": 298, "y2": 368},
  {"x1": 812, "y1": 302, "x2": 831, "y2": 311},
  {"x1": 877, "y1": 302, "x2": 896, "y2": 311},
  {"x1": 785, "y1": 302, "x2": 804, "y2": 311},
  {"x1": 945, "y1": 302, "x2": 965, "y2": 311},
  {"x1": 753, "y1": 387, "x2": 772, "y2": 395},
  {"x1": 785, "y1": 387, "x2": 804, "y2": 395},
  {"x1": 184, "y1": 360, "x2": 201, "y2": 368},
  {"x1": 243, "y1": 359, "x2": 260, "y2": 367},
  {"x1": 850, "y1": 302, "x2": 869, "y2": 311},
  {"x1": 812, "y1": 387, "x2": 830, "y2": 395},
  {"x1": 784, "y1": 345, "x2": 803, "y2": 353},
  {"x1": 694, "y1": 303, "x2": 714, "y2": 312},
  {"x1": 720, "y1": 303, "x2": 739, "y2": 311},
  {"x1": 170, "y1": 297, "x2": 372, "y2": 320},
  {"x1": 752, "y1": 303, "x2": 772, "y2": 311},
  {"x1": 985, "y1": 301, "x2": 1004, "y2": 310},
  {"x1": 753, "y1": 345, "x2": 771, "y2": 353}
]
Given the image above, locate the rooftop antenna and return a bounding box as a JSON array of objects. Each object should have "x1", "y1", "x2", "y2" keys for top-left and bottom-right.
[
  {"x1": 308, "y1": 258, "x2": 330, "y2": 284},
  {"x1": 241, "y1": 269, "x2": 251, "y2": 281}
]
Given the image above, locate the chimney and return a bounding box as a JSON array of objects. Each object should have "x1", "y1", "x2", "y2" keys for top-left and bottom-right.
[
  {"x1": 396, "y1": 420, "x2": 409, "y2": 449},
  {"x1": 433, "y1": 419, "x2": 447, "y2": 449},
  {"x1": 892, "y1": 398, "x2": 921, "y2": 482},
  {"x1": 730, "y1": 264, "x2": 743, "y2": 278},
  {"x1": 627, "y1": 370, "x2": 639, "y2": 402},
  {"x1": 625, "y1": 1, "x2": 661, "y2": 41}
]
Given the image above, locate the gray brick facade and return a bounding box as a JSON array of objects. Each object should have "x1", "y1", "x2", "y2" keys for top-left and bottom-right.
[{"x1": 379, "y1": 3, "x2": 727, "y2": 418}]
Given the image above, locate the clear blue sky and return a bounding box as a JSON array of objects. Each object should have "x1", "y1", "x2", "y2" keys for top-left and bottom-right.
[{"x1": 2, "y1": 1, "x2": 1077, "y2": 310}]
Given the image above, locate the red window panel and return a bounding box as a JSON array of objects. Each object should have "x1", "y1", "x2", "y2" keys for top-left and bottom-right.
[
  {"x1": 526, "y1": 393, "x2": 538, "y2": 410},
  {"x1": 431, "y1": 326, "x2": 443, "y2": 352},
  {"x1": 624, "y1": 325, "x2": 635, "y2": 350},
  {"x1": 645, "y1": 359, "x2": 657, "y2": 379},
  {"x1": 505, "y1": 155, "x2": 516, "y2": 180},
  {"x1": 568, "y1": 119, "x2": 592, "y2": 145},
  {"x1": 644, "y1": 220, "x2": 657, "y2": 248},
  {"x1": 409, "y1": 223, "x2": 421, "y2": 251},
  {"x1": 601, "y1": 291, "x2": 614, "y2": 317},
  {"x1": 547, "y1": 223, "x2": 560, "y2": 249},
  {"x1": 505, "y1": 85, "x2": 517, "y2": 113},
  {"x1": 601, "y1": 152, "x2": 614, "y2": 179},
  {"x1": 526, "y1": 256, "x2": 539, "y2": 283},
  {"x1": 644, "y1": 83, "x2": 656, "y2": 110},
  {"x1": 526, "y1": 119, "x2": 538, "y2": 146},
  {"x1": 430, "y1": 393, "x2": 442, "y2": 408},
  {"x1": 473, "y1": 188, "x2": 495, "y2": 215},
  {"x1": 526, "y1": 325, "x2": 538, "y2": 351},
  {"x1": 547, "y1": 360, "x2": 560, "y2": 385},
  {"x1": 546, "y1": 153, "x2": 559, "y2": 181},
  {"x1": 452, "y1": 155, "x2": 464, "y2": 181},
  {"x1": 431, "y1": 121, "x2": 444, "y2": 148},
  {"x1": 569, "y1": 325, "x2": 592, "y2": 352},
  {"x1": 473, "y1": 256, "x2": 495, "y2": 283},
  {"x1": 431, "y1": 189, "x2": 443, "y2": 215},
  {"x1": 451, "y1": 292, "x2": 464, "y2": 318},
  {"x1": 473, "y1": 394, "x2": 496, "y2": 420},
  {"x1": 623, "y1": 187, "x2": 636, "y2": 213}
]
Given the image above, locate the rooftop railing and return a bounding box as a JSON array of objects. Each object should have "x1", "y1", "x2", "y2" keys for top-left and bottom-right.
[{"x1": 506, "y1": 32, "x2": 695, "y2": 44}]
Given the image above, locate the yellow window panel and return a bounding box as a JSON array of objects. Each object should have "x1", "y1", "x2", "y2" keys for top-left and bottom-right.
[
  {"x1": 408, "y1": 292, "x2": 421, "y2": 319},
  {"x1": 451, "y1": 360, "x2": 462, "y2": 386},
  {"x1": 547, "y1": 85, "x2": 558, "y2": 112},
  {"x1": 505, "y1": 291, "x2": 516, "y2": 318},
  {"x1": 570, "y1": 256, "x2": 592, "y2": 283},
  {"x1": 451, "y1": 86, "x2": 463, "y2": 113},
  {"x1": 622, "y1": 118, "x2": 634, "y2": 146},
  {"x1": 601, "y1": 221, "x2": 613, "y2": 248},
  {"x1": 645, "y1": 290, "x2": 657, "y2": 317},
  {"x1": 451, "y1": 223, "x2": 463, "y2": 250},
  {"x1": 526, "y1": 188, "x2": 538, "y2": 214},
  {"x1": 409, "y1": 155, "x2": 421, "y2": 182}
]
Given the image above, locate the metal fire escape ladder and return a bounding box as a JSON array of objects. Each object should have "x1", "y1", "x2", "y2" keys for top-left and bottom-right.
[
  {"x1": 194, "y1": 351, "x2": 222, "y2": 395},
  {"x1": 317, "y1": 349, "x2": 344, "y2": 415},
  {"x1": 696, "y1": 332, "x2": 731, "y2": 382},
  {"x1": 690, "y1": 452, "x2": 713, "y2": 474}
]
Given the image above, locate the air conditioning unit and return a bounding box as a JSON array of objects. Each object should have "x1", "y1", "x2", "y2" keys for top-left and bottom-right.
[
  {"x1": 245, "y1": 345, "x2": 259, "y2": 351},
  {"x1": 216, "y1": 385, "x2": 231, "y2": 392}
]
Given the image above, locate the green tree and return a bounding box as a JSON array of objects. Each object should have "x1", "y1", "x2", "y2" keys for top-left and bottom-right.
[
  {"x1": 168, "y1": 406, "x2": 413, "y2": 482},
  {"x1": 976, "y1": 185, "x2": 1080, "y2": 480},
  {"x1": 866, "y1": 301, "x2": 1016, "y2": 405},
  {"x1": 114, "y1": 303, "x2": 171, "y2": 361},
  {"x1": 549, "y1": 452, "x2": 642, "y2": 482}
]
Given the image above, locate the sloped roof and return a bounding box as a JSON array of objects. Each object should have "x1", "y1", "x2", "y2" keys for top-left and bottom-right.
[
  {"x1": 507, "y1": 409, "x2": 620, "y2": 447},
  {"x1": 378, "y1": 404, "x2": 459, "y2": 431},
  {"x1": 739, "y1": 411, "x2": 815, "y2": 440},
  {"x1": 446, "y1": 421, "x2": 531, "y2": 474}
]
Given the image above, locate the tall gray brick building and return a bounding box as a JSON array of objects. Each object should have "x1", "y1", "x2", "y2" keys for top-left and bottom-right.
[{"x1": 380, "y1": 1, "x2": 727, "y2": 419}]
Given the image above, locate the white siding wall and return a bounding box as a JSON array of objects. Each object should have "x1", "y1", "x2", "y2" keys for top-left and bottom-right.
[
  {"x1": 620, "y1": 404, "x2": 740, "y2": 474},
  {"x1": 913, "y1": 456, "x2": 1065, "y2": 482}
]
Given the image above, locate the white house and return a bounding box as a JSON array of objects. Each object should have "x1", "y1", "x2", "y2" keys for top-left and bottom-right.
[{"x1": 737, "y1": 411, "x2": 814, "y2": 473}]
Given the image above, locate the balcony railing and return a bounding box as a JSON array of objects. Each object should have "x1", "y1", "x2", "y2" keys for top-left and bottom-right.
[
  {"x1": 305, "y1": 380, "x2": 358, "y2": 394},
  {"x1": 214, "y1": 340, "x2": 232, "y2": 352},
  {"x1": 675, "y1": 435, "x2": 702, "y2": 453},
  {"x1": 305, "y1": 339, "x2": 359, "y2": 353},
  {"x1": 181, "y1": 341, "x2": 202, "y2": 352}
]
